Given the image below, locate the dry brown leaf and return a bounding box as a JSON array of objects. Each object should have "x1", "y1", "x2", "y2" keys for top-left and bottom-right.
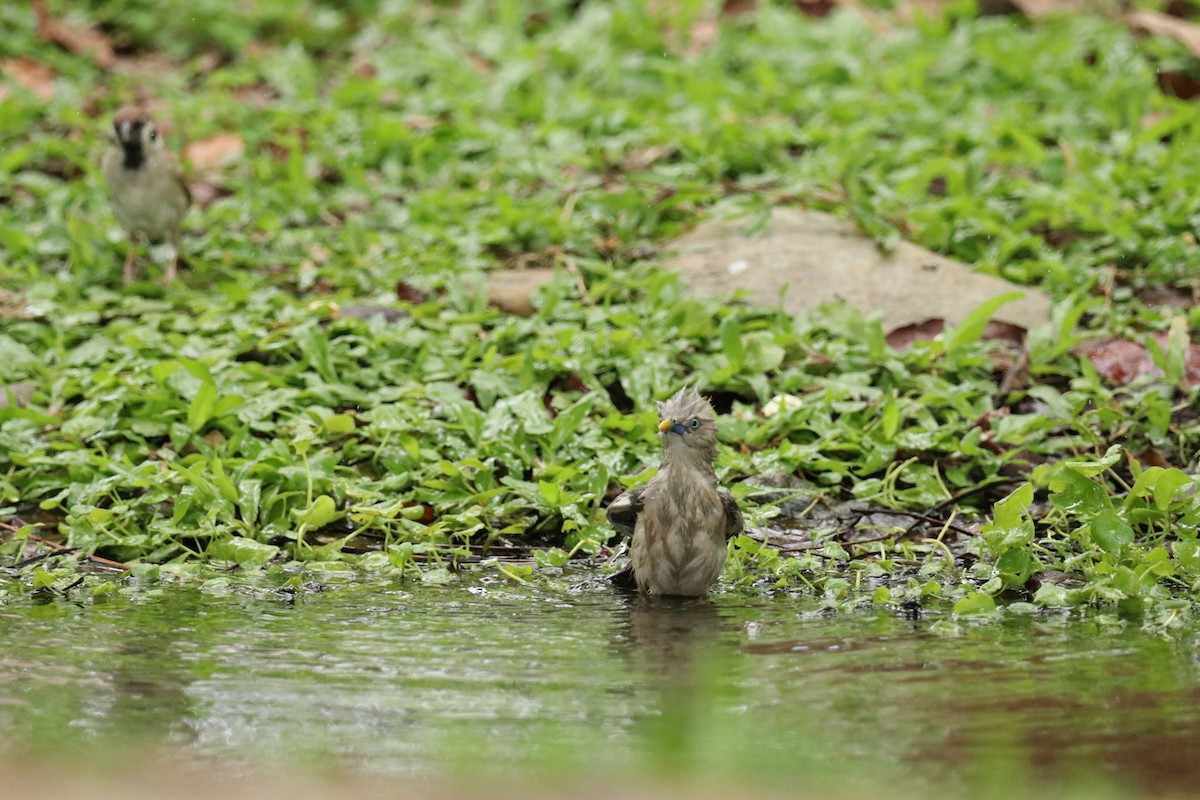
[
  {"x1": 1076, "y1": 334, "x2": 1200, "y2": 387},
  {"x1": 0, "y1": 57, "x2": 55, "y2": 100},
  {"x1": 233, "y1": 83, "x2": 278, "y2": 109},
  {"x1": 184, "y1": 133, "x2": 245, "y2": 170},
  {"x1": 885, "y1": 319, "x2": 1027, "y2": 351},
  {"x1": 32, "y1": 0, "x2": 115, "y2": 68},
  {"x1": 466, "y1": 52, "x2": 493, "y2": 75},
  {"x1": 1134, "y1": 446, "x2": 1174, "y2": 470},
  {"x1": 886, "y1": 319, "x2": 946, "y2": 350},
  {"x1": 1134, "y1": 284, "x2": 1198, "y2": 310},
  {"x1": 187, "y1": 179, "x2": 233, "y2": 210},
  {"x1": 404, "y1": 115, "x2": 443, "y2": 131},
  {"x1": 722, "y1": 0, "x2": 758, "y2": 15},
  {"x1": 0, "y1": 290, "x2": 40, "y2": 320},
  {"x1": 792, "y1": 0, "x2": 840, "y2": 18},
  {"x1": 621, "y1": 144, "x2": 674, "y2": 172},
  {"x1": 396, "y1": 281, "x2": 431, "y2": 305},
  {"x1": 1126, "y1": 10, "x2": 1200, "y2": 60},
  {"x1": 978, "y1": 0, "x2": 1085, "y2": 15},
  {"x1": 1155, "y1": 70, "x2": 1200, "y2": 100},
  {"x1": 687, "y1": 15, "x2": 720, "y2": 56}
]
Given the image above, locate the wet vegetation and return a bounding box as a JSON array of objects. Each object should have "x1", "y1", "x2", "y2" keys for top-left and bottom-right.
[{"x1": 4, "y1": 0, "x2": 1200, "y2": 626}]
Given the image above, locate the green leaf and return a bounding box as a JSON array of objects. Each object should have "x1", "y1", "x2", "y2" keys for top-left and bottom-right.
[
  {"x1": 322, "y1": 414, "x2": 356, "y2": 435},
  {"x1": 1059, "y1": 445, "x2": 1123, "y2": 478},
  {"x1": 1175, "y1": 538, "x2": 1200, "y2": 575},
  {"x1": 549, "y1": 394, "x2": 596, "y2": 452},
  {"x1": 538, "y1": 480, "x2": 564, "y2": 506},
  {"x1": 238, "y1": 479, "x2": 262, "y2": 526},
  {"x1": 720, "y1": 318, "x2": 745, "y2": 372},
  {"x1": 1088, "y1": 509, "x2": 1133, "y2": 552},
  {"x1": 1153, "y1": 469, "x2": 1190, "y2": 512},
  {"x1": 1033, "y1": 583, "x2": 1071, "y2": 608},
  {"x1": 943, "y1": 292, "x2": 1023, "y2": 354},
  {"x1": 990, "y1": 483, "x2": 1034, "y2": 530},
  {"x1": 1049, "y1": 468, "x2": 1112, "y2": 515},
  {"x1": 31, "y1": 567, "x2": 58, "y2": 591},
  {"x1": 188, "y1": 380, "x2": 217, "y2": 433},
  {"x1": 208, "y1": 537, "x2": 280, "y2": 567},
  {"x1": 953, "y1": 591, "x2": 996, "y2": 615},
  {"x1": 297, "y1": 495, "x2": 338, "y2": 528},
  {"x1": 880, "y1": 394, "x2": 900, "y2": 442},
  {"x1": 295, "y1": 322, "x2": 338, "y2": 383}
]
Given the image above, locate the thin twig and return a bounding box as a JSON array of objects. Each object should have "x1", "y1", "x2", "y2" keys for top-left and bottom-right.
[{"x1": 888, "y1": 508, "x2": 978, "y2": 538}]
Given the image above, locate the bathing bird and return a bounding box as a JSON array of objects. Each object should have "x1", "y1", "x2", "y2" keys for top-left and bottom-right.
[{"x1": 607, "y1": 387, "x2": 743, "y2": 596}]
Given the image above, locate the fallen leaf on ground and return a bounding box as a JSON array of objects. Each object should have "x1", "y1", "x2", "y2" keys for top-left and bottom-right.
[
  {"x1": 32, "y1": 0, "x2": 115, "y2": 67},
  {"x1": 722, "y1": 0, "x2": 758, "y2": 15},
  {"x1": 1134, "y1": 284, "x2": 1198, "y2": 310},
  {"x1": 979, "y1": 0, "x2": 1085, "y2": 15},
  {"x1": 620, "y1": 145, "x2": 675, "y2": 173},
  {"x1": 0, "y1": 57, "x2": 55, "y2": 100},
  {"x1": 1075, "y1": 334, "x2": 1200, "y2": 387},
  {"x1": 187, "y1": 179, "x2": 233, "y2": 210},
  {"x1": 404, "y1": 115, "x2": 443, "y2": 130},
  {"x1": 1, "y1": 290, "x2": 42, "y2": 320},
  {"x1": 885, "y1": 319, "x2": 1026, "y2": 350},
  {"x1": 0, "y1": 383, "x2": 36, "y2": 410},
  {"x1": 184, "y1": 133, "x2": 245, "y2": 170},
  {"x1": 1126, "y1": 11, "x2": 1200, "y2": 60},
  {"x1": 1134, "y1": 447, "x2": 1174, "y2": 470},
  {"x1": 234, "y1": 83, "x2": 278, "y2": 108},
  {"x1": 1155, "y1": 71, "x2": 1200, "y2": 101},
  {"x1": 487, "y1": 268, "x2": 557, "y2": 316},
  {"x1": 792, "y1": 0, "x2": 839, "y2": 18},
  {"x1": 396, "y1": 282, "x2": 430, "y2": 305}
]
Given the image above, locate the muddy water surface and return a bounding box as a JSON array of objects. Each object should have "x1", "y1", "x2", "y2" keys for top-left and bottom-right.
[{"x1": 1, "y1": 575, "x2": 1197, "y2": 798}]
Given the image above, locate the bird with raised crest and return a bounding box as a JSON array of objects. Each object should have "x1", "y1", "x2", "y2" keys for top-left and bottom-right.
[
  {"x1": 100, "y1": 105, "x2": 191, "y2": 284},
  {"x1": 607, "y1": 387, "x2": 743, "y2": 597}
]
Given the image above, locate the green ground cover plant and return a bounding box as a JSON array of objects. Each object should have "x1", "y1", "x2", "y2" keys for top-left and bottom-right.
[{"x1": 3, "y1": 0, "x2": 1200, "y2": 624}]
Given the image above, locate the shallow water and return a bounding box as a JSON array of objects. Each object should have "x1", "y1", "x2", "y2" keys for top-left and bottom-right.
[{"x1": 2, "y1": 573, "x2": 1198, "y2": 797}]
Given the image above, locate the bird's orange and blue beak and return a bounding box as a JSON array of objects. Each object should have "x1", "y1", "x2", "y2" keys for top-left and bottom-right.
[{"x1": 659, "y1": 419, "x2": 687, "y2": 435}]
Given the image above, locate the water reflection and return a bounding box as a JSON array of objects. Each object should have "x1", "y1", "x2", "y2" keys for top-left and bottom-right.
[
  {"x1": 615, "y1": 596, "x2": 728, "y2": 678},
  {"x1": 1, "y1": 579, "x2": 1200, "y2": 797}
]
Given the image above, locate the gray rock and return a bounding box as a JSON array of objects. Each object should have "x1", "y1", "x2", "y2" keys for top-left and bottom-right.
[{"x1": 664, "y1": 207, "x2": 1051, "y2": 332}]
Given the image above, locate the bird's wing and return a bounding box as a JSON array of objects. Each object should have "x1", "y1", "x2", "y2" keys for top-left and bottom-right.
[
  {"x1": 165, "y1": 151, "x2": 192, "y2": 207},
  {"x1": 609, "y1": 562, "x2": 639, "y2": 591},
  {"x1": 720, "y1": 490, "x2": 744, "y2": 539},
  {"x1": 605, "y1": 485, "x2": 646, "y2": 540},
  {"x1": 606, "y1": 486, "x2": 646, "y2": 591}
]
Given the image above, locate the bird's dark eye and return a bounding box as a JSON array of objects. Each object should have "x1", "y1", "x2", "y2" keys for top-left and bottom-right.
[
  {"x1": 148, "y1": 128, "x2": 157, "y2": 141},
  {"x1": 689, "y1": 418, "x2": 700, "y2": 429}
]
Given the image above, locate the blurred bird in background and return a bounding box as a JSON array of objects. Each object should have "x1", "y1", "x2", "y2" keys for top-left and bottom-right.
[
  {"x1": 101, "y1": 105, "x2": 191, "y2": 284},
  {"x1": 607, "y1": 387, "x2": 743, "y2": 597}
]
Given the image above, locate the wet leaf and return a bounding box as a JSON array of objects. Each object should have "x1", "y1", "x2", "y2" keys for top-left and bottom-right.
[
  {"x1": 208, "y1": 537, "x2": 279, "y2": 567},
  {"x1": 297, "y1": 495, "x2": 338, "y2": 528},
  {"x1": 1089, "y1": 509, "x2": 1134, "y2": 553},
  {"x1": 953, "y1": 591, "x2": 997, "y2": 615}
]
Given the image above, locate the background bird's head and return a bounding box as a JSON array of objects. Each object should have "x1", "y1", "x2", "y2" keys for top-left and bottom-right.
[
  {"x1": 656, "y1": 387, "x2": 718, "y2": 459},
  {"x1": 110, "y1": 106, "x2": 160, "y2": 169}
]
